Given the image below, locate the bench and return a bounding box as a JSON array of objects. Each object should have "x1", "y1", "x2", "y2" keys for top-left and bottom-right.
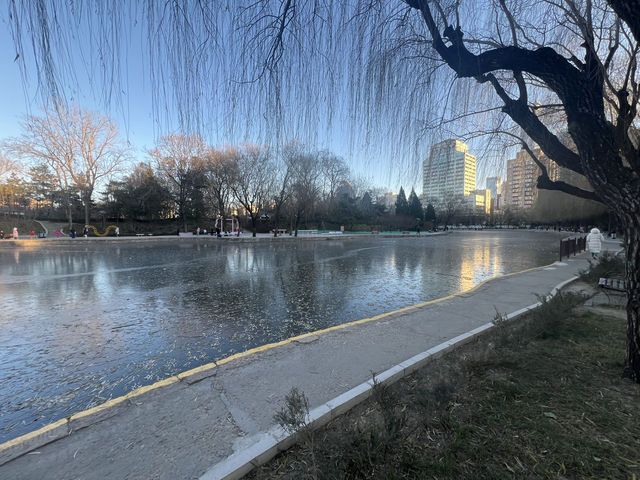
[
  {"x1": 136, "y1": 233, "x2": 145, "y2": 237},
  {"x1": 599, "y1": 277, "x2": 626, "y2": 292}
]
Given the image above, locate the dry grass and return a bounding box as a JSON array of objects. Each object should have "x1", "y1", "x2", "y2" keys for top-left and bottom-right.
[{"x1": 251, "y1": 292, "x2": 639, "y2": 480}]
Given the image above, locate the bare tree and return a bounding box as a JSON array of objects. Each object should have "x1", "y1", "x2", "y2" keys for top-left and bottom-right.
[
  {"x1": 73, "y1": 108, "x2": 130, "y2": 225},
  {"x1": 149, "y1": 133, "x2": 207, "y2": 232},
  {"x1": 318, "y1": 151, "x2": 349, "y2": 207},
  {"x1": 203, "y1": 146, "x2": 237, "y2": 231},
  {"x1": 5, "y1": 106, "x2": 128, "y2": 227},
  {"x1": 0, "y1": 154, "x2": 20, "y2": 181},
  {"x1": 402, "y1": 0, "x2": 640, "y2": 381},
  {"x1": 289, "y1": 149, "x2": 322, "y2": 236},
  {"x1": 430, "y1": 193, "x2": 465, "y2": 227},
  {"x1": 271, "y1": 143, "x2": 297, "y2": 237},
  {"x1": 229, "y1": 144, "x2": 276, "y2": 237}
]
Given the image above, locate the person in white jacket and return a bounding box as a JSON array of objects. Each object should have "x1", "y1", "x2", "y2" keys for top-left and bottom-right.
[{"x1": 586, "y1": 227, "x2": 605, "y2": 259}]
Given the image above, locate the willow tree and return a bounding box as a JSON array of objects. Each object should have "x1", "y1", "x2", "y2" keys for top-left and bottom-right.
[
  {"x1": 402, "y1": 0, "x2": 640, "y2": 382},
  {"x1": 6, "y1": 1, "x2": 640, "y2": 380}
]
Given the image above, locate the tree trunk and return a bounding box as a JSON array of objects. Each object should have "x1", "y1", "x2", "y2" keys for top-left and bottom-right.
[
  {"x1": 294, "y1": 213, "x2": 300, "y2": 237},
  {"x1": 84, "y1": 202, "x2": 90, "y2": 226},
  {"x1": 624, "y1": 217, "x2": 640, "y2": 382},
  {"x1": 83, "y1": 189, "x2": 91, "y2": 226},
  {"x1": 273, "y1": 205, "x2": 281, "y2": 237},
  {"x1": 251, "y1": 215, "x2": 257, "y2": 237},
  {"x1": 66, "y1": 206, "x2": 73, "y2": 231}
]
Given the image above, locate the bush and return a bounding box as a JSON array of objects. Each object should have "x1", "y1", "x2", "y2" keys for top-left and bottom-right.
[{"x1": 579, "y1": 251, "x2": 625, "y2": 284}]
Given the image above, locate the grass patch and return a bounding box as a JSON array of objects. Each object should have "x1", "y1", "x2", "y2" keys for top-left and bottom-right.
[{"x1": 250, "y1": 294, "x2": 639, "y2": 479}]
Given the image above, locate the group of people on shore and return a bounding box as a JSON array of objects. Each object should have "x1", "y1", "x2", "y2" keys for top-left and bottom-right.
[{"x1": 0, "y1": 227, "x2": 20, "y2": 239}]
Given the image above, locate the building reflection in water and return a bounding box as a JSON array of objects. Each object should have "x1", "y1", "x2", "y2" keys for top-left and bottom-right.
[{"x1": 458, "y1": 243, "x2": 501, "y2": 293}]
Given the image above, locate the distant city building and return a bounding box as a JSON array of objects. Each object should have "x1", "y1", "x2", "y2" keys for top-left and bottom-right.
[
  {"x1": 486, "y1": 176, "x2": 502, "y2": 213},
  {"x1": 465, "y1": 188, "x2": 491, "y2": 214},
  {"x1": 423, "y1": 139, "x2": 477, "y2": 203},
  {"x1": 486, "y1": 176, "x2": 501, "y2": 199},
  {"x1": 504, "y1": 147, "x2": 558, "y2": 209}
]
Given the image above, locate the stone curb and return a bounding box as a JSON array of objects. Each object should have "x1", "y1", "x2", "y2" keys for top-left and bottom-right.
[{"x1": 200, "y1": 275, "x2": 579, "y2": 480}]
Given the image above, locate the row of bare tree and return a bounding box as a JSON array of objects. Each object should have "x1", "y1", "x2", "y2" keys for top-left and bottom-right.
[
  {"x1": 0, "y1": 106, "x2": 368, "y2": 236},
  {"x1": 145, "y1": 135, "x2": 353, "y2": 236},
  {"x1": 2, "y1": 106, "x2": 128, "y2": 227}
]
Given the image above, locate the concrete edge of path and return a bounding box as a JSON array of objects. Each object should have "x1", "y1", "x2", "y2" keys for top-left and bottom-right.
[
  {"x1": 200, "y1": 275, "x2": 579, "y2": 480},
  {"x1": 0, "y1": 257, "x2": 566, "y2": 467}
]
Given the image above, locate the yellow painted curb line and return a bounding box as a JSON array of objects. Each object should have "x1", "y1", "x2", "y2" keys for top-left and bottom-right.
[{"x1": 0, "y1": 258, "x2": 564, "y2": 465}]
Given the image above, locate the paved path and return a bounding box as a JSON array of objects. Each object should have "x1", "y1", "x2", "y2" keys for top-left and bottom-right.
[{"x1": 0, "y1": 243, "x2": 620, "y2": 480}]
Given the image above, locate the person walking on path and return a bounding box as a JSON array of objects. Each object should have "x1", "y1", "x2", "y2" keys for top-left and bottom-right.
[
  {"x1": 12, "y1": 227, "x2": 18, "y2": 239},
  {"x1": 115, "y1": 226, "x2": 120, "y2": 237},
  {"x1": 70, "y1": 228, "x2": 76, "y2": 239},
  {"x1": 30, "y1": 230, "x2": 34, "y2": 240},
  {"x1": 586, "y1": 227, "x2": 605, "y2": 259}
]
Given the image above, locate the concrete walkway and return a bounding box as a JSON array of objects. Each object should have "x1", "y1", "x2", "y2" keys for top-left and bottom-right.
[{"x1": 0, "y1": 244, "x2": 620, "y2": 479}]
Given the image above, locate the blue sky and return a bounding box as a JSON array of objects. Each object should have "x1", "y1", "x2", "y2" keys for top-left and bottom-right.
[{"x1": 0, "y1": 5, "x2": 501, "y2": 193}]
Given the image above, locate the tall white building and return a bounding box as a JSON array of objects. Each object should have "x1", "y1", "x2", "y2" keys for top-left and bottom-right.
[{"x1": 423, "y1": 139, "x2": 477, "y2": 203}]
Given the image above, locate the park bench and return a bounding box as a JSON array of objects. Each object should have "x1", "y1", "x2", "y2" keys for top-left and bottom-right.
[{"x1": 598, "y1": 277, "x2": 626, "y2": 292}]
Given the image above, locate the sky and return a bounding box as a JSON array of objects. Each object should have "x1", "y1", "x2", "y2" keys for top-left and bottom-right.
[{"x1": 0, "y1": 3, "x2": 504, "y2": 194}]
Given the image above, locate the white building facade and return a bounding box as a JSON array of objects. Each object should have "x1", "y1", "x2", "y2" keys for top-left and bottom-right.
[{"x1": 423, "y1": 139, "x2": 477, "y2": 203}]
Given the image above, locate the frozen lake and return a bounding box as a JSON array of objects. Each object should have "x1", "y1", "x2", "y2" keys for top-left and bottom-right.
[{"x1": 0, "y1": 230, "x2": 563, "y2": 441}]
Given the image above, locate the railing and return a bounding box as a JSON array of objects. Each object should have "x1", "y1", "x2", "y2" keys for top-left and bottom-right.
[{"x1": 559, "y1": 236, "x2": 586, "y2": 261}]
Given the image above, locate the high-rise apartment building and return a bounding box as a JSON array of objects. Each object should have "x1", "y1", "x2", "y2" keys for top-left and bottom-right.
[
  {"x1": 504, "y1": 147, "x2": 558, "y2": 209},
  {"x1": 423, "y1": 139, "x2": 476, "y2": 203}
]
